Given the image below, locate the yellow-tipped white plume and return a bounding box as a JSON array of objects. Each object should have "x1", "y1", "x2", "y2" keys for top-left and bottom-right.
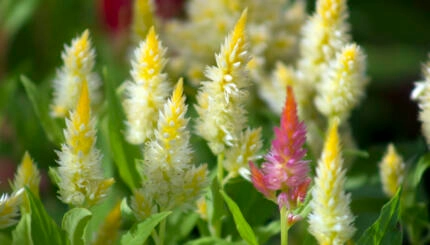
[
  {"x1": 379, "y1": 144, "x2": 405, "y2": 197},
  {"x1": 0, "y1": 189, "x2": 23, "y2": 229}
]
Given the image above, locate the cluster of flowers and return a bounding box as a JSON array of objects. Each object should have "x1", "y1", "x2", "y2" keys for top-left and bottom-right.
[{"x1": 1, "y1": 0, "x2": 423, "y2": 244}]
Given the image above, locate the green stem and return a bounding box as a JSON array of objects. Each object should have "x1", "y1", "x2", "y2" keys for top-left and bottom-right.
[
  {"x1": 217, "y1": 153, "x2": 225, "y2": 186},
  {"x1": 158, "y1": 219, "x2": 167, "y2": 245},
  {"x1": 151, "y1": 230, "x2": 160, "y2": 245},
  {"x1": 280, "y1": 206, "x2": 289, "y2": 245}
]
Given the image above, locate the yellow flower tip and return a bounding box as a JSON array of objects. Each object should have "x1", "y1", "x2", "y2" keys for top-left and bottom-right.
[
  {"x1": 139, "y1": 26, "x2": 163, "y2": 80},
  {"x1": 0, "y1": 189, "x2": 23, "y2": 229},
  {"x1": 172, "y1": 78, "x2": 184, "y2": 102},
  {"x1": 323, "y1": 119, "x2": 340, "y2": 165},
  {"x1": 196, "y1": 197, "x2": 208, "y2": 220},
  {"x1": 379, "y1": 143, "x2": 405, "y2": 197},
  {"x1": 231, "y1": 9, "x2": 247, "y2": 47},
  {"x1": 317, "y1": 0, "x2": 345, "y2": 25},
  {"x1": 75, "y1": 80, "x2": 91, "y2": 126},
  {"x1": 93, "y1": 201, "x2": 122, "y2": 245},
  {"x1": 133, "y1": 0, "x2": 155, "y2": 40},
  {"x1": 14, "y1": 151, "x2": 41, "y2": 198}
]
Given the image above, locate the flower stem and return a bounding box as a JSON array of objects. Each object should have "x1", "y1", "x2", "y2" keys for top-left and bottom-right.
[
  {"x1": 280, "y1": 206, "x2": 289, "y2": 245},
  {"x1": 217, "y1": 153, "x2": 224, "y2": 186},
  {"x1": 158, "y1": 219, "x2": 166, "y2": 245}
]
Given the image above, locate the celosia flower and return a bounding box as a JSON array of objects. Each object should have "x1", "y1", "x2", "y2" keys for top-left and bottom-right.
[
  {"x1": 315, "y1": 44, "x2": 368, "y2": 122},
  {"x1": 379, "y1": 144, "x2": 405, "y2": 197},
  {"x1": 93, "y1": 202, "x2": 122, "y2": 245},
  {"x1": 13, "y1": 151, "x2": 41, "y2": 198},
  {"x1": 123, "y1": 26, "x2": 170, "y2": 144},
  {"x1": 250, "y1": 87, "x2": 310, "y2": 212},
  {"x1": 224, "y1": 127, "x2": 262, "y2": 180},
  {"x1": 0, "y1": 189, "x2": 23, "y2": 229},
  {"x1": 412, "y1": 55, "x2": 430, "y2": 146},
  {"x1": 51, "y1": 30, "x2": 101, "y2": 118},
  {"x1": 131, "y1": 79, "x2": 208, "y2": 220},
  {"x1": 132, "y1": 0, "x2": 155, "y2": 42},
  {"x1": 195, "y1": 10, "x2": 250, "y2": 154},
  {"x1": 56, "y1": 81, "x2": 114, "y2": 207},
  {"x1": 308, "y1": 120, "x2": 355, "y2": 245}
]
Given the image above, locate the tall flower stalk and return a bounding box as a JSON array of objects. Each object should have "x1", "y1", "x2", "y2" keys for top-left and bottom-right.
[
  {"x1": 250, "y1": 87, "x2": 311, "y2": 245},
  {"x1": 56, "y1": 81, "x2": 114, "y2": 208},
  {"x1": 308, "y1": 120, "x2": 355, "y2": 244}
]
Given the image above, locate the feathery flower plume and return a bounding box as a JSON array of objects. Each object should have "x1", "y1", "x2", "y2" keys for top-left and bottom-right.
[
  {"x1": 0, "y1": 189, "x2": 23, "y2": 229},
  {"x1": 132, "y1": 0, "x2": 155, "y2": 42},
  {"x1": 51, "y1": 30, "x2": 101, "y2": 118},
  {"x1": 308, "y1": 120, "x2": 355, "y2": 245},
  {"x1": 13, "y1": 151, "x2": 41, "y2": 198},
  {"x1": 250, "y1": 87, "x2": 310, "y2": 213},
  {"x1": 315, "y1": 44, "x2": 368, "y2": 122},
  {"x1": 93, "y1": 202, "x2": 122, "y2": 245},
  {"x1": 131, "y1": 79, "x2": 208, "y2": 220},
  {"x1": 379, "y1": 144, "x2": 405, "y2": 197},
  {"x1": 123, "y1": 26, "x2": 170, "y2": 144},
  {"x1": 412, "y1": 55, "x2": 430, "y2": 146},
  {"x1": 224, "y1": 127, "x2": 262, "y2": 180},
  {"x1": 195, "y1": 10, "x2": 250, "y2": 154},
  {"x1": 56, "y1": 81, "x2": 114, "y2": 207}
]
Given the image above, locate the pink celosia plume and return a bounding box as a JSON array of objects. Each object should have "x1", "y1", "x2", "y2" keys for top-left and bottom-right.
[{"x1": 250, "y1": 87, "x2": 310, "y2": 210}]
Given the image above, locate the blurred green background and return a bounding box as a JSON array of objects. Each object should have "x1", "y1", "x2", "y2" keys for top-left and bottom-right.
[{"x1": 1, "y1": 0, "x2": 430, "y2": 241}]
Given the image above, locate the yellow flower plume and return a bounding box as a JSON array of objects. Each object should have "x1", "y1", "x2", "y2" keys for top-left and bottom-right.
[
  {"x1": 13, "y1": 151, "x2": 41, "y2": 198},
  {"x1": 379, "y1": 144, "x2": 405, "y2": 197}
]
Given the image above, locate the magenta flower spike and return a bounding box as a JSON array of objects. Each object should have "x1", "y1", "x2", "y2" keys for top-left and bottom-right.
[{"x1": 250, "y1": 86, "x2": 310, "y2": 211}]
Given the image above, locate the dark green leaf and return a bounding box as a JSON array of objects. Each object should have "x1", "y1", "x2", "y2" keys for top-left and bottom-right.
[
  {"x1": 62, "y1": 208, "x2": 92, "y2": 245},
  {"x1": 165, "y1": 211, "x2": 199, "y2": 244},
  {"x1": 120, "y1": 211, "x2": 171, "y2": 245},
  {"x1": 184, "y1": 237, "x2": 245, "y2": 245},
  {"x1": 357, "y1": 189, "x2": 403, "y2": 245},
  {"x1": 12, "y1": 214, "x2": 32, "y2": 245},
  {"x1": 411, "y1": 153, "x2": 430, "y2": 189},
  {"x1": 220, "y1": 191, "x2": 258, "y2": 245},
  {"x1": 103, "y1": 68, "x2": 140, "y2": 190},
  {"x1": 20, "y1": 75, "x2": 63, "y2": 145},
  {"x1": 27, "y1": 188, "x2": 65, "y2": 245}
]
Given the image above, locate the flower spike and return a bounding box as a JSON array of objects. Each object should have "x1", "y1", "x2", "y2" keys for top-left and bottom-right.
[{"x1": 379, "y1": 144, "x2": 405, "y2": 197}]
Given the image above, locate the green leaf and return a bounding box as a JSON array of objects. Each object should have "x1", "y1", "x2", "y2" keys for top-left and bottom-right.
[
  {"x1": 357, "y1": 189, "x2": 403, "y2": 245},
  {"x1": 103, "y1": 68, "x2": 140, "y2": 190},
  {"x1": 411, "y1": 153, "x2": 430, "y2": 188},
  {"x1": 255, "y1": 221, "x2": 280, "y2": 245},
  {"x1": 62, "y1": 208, "x2": 92, "y2": 245},
  {"x1": 26, "y1": 188, "x2": 65, "y2": 245},
  {"x1": 220, "y1": 191, "x2": 258, "y2": 245},
  {"x1": 20, "y1": 75, "x2": 63, "y2": 145},
  {"x1": 1, "y1": 0, "x2": 39, "y2": 37},
  {"x1": 208, "y1": 176, "x2": 226, "y2": 237},
  {"x1": 12, "y1": 214, "x2": 33, "y2": 245},
  {"x1": 120, "y1": 211, "x2": 171, "y2": 245},
  {"x1": 165, "y1": 211, "x2": 199, "y2": 244},
  {"x1": 184, "y1": 237, "x2": 245, "y2": 245}
]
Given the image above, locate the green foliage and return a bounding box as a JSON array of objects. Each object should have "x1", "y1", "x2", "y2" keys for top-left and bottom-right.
[
  {"x1": 12, "y1": 214, "x2": 32, "y2": 245},
  {"x1": 62, "y1": 208, "x2": 92, "y2": 245},
  {"x1": 120, "y1": 211, "x2": 171, "y2": 245},
  {"x1": 20, "y1": 75, "x2": 63, "y2": 145},
  {"x1": 357, "y1": 189, "x2": 403, "y2": 245},
  {"x1": 0, "y1": 0, "x2": 40, "y2": 37},
  {"x1": 26, "y1": 188, "x2": 65, "y2": 245},
  {"x1": 221, "y1": 191, "x2": 258, "y2": 245}
]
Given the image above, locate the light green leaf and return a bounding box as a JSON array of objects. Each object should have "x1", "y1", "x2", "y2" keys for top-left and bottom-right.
[
  {"x1": 20, "y1": 75, "x2": 63, "y2": 145},
  {"x1": 220, "y1": 191, "x2": 258, "y2": 245},
  {"x1": 103, "y1": 68, "x2": 140, "y2": 190},
  {"x1": 184, "y1": 237, "x2": 245, "y2": 245},
  {"x1": 357, "y1": 189, "x2": 402, "y2": 245},
  {"x1": 255, "y1": 220, "x2": 280, "y2": 245},
  {"x1": 62, "y1": 208, "x2": 92, "y2": 245},
  {"x1": 411, "y1": 153, "x2": 430, "y2": 188},
  {"x1": 26, "y1": 188, "x2": 65, "y2": 245},
  {"x1": 1, "y1": 0, "x2": 39, "y2": 37},
  {"x1": 120, "y1": 211, "x2": 171, "y2": 245},
  {"x1": 12, "y1": 214, "x2": 33, "y2": 245}
]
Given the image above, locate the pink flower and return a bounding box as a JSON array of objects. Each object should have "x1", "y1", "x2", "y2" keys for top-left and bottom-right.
[{"x1": 250, "y1": 87, "x2": 310, "y2": 210}]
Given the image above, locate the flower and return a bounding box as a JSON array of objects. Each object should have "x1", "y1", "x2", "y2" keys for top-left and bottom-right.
[
  {"x1": 315, "y1": 43, "x2": 368, "y2": 122},
  {"x1": 308, "y1": 120, "x2": 355, "y2": 245},
  {"x1": 250, "y1": 87, "x2": 310, "y2": 211},
  {"x1": 123, "y1": 26, "x2": 170, "y2": 144},
  {"x1": 131, "y1": 79, "x2": 208, "y2": 220},
  {"x1": 13, "y1": 151, "x2": 40, "y2": 198},
  {"x1": 195, "y1": 10, "x2": 250, "y2": 154},
  {"x1": 51, "y1": 30, "x2": 101, "y2": 118},
  {"x1": 0, "y1": 189, "x2": 23, "y2": 229},
  {"x1": 56, "y1": 81, "x2": 114, "y2": 207},
  {"x1": 132, "y1": 0, "x2": 155, "y2": 42},
  {"x1": 412, "y1": 55, "x2": 430, "y2": 146},
  {"x1": 379, "y1": 144, "x2": 405, "y2": 197}
]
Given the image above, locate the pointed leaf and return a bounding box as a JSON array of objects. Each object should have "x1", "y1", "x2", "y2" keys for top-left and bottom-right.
[
  {"x1": 357, "y1": 189, "x2": 402, "y2": 245},
  {"x1": 62, "y1": 208, "x2": 92, "y2": 245},
  {"x1": 220, "y1": 191, "x2": 258, "y2": 245},
  {"x1": 120, "y1": 211, "x2": 171, "y2": 245},
  {"x1": 20, "y1": 75, "x2": 63, "y2": 145},
  {"x1": 12, "y1": 214, "x2": 33, "y2": 245},
  {"x1": 411, "y1": 152, "x2": 430, "y2": 188},
  {"x1": 26, "y1": 188, "x2": 65, "y2": 245},
  {"x1": 184, "y1": 237, "x2": 245, "y2": 245}
]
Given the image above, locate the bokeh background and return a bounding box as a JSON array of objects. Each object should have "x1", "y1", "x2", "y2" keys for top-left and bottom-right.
[{"x1": 1, "y1": 0, "x2": 430, "y2": 242}]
